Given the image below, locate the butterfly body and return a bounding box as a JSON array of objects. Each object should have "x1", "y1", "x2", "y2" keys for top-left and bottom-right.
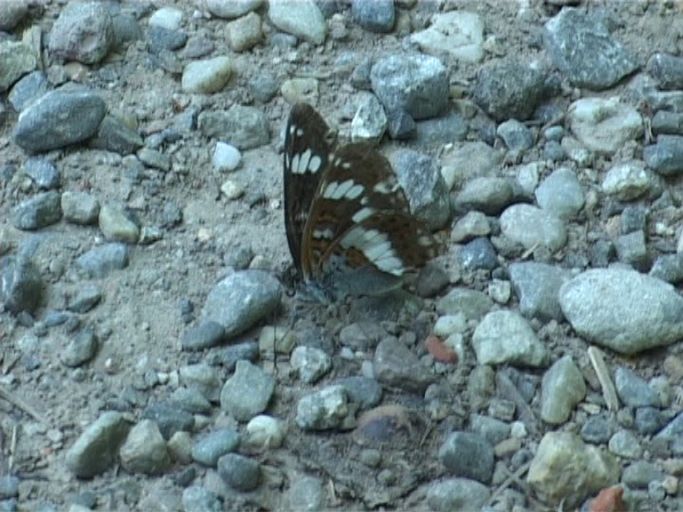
[{"x1": 283, "y1": 103, "x2": 440, "y2": 299}]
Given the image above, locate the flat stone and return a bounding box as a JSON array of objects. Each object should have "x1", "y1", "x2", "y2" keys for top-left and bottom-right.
[
  {"x1": 454, "y1": 177, "x2": 514, "y2": 216},
  {"x1": 65, "y1": 411, "x2": 131, "y2": 478},
  {"x1": 509, "y1": 262, "x2": 572, "y2": 321},
  {"x1": 373, "y1": 337, "x2": 435, "y2": 392},
  {"x1": 559, "y1": 268, "x2": 683, "y2": 354},
  {"x1": 544, "y1": 7, "x2": 637, "y2": 89},
  {"x1": 351, "y1": 0, "x2": 394, "y2": 33},
  {"x1": 204, "y1": 0, "x2": 263, "y2": 19},
  {"x1": 540, "y1": 355, "x2": 586, "y2": 424},
  {"x1": 119, "y1": 420, "x2": 171, "y2": 475},
  {"x1": 202, "y1": 270, "x2": 282, "y2": 339},
  {"x1": 181, "y1": 56, "x2": 232, "y2": 94},
  {"x1": 614, "y1": 367, "x2": 660, "y2": 408},
  {"x1": 436, "y1": 287, "x2": 493, "y2": 321},
  {"x1": 11, "y1": 191, "x2": 62, "y2": 230},
  {"x1": 220, "y1": 360, "x2": 275, "y2": 421},
  {"x1": 500, "y1": 204, "x2": 567, "y2": 252},
  {"x1": 227, "y1": 12, "x2": 262, "y2": 52},
  {"x1": 644, "y1": 135, "x2": 683, "y2": 176},
  {"x1": 411, "y1": 11, "x2": 484, "y2": 63},
  {"x1": 8, "y1": 71, "x2": 50, "y2": 112},
  {"x1": 0, "y1": 41, "x2": 37, "y2": 92},
  {"x1": 472, "y1": 310, "x2": 549, "y2": 367},
  {"x1": 14, "y1": 90, "x2": 106, "y2": 152},
  {"x1": 89, "y1": 115, "x2": 143, "y2": 155},
  {"x1": 217, "y1": 453, "x2": 261, "y2": 491},
  {"x1": 48, "y1": 1, "x2": 115, "y2": 64},
  {"x1": 0, "y1": 255, "x2": 43, "y2": 314},
  {"x1": 198, "y1": 105, "x2": 269, "y2": 150},
  {"x1": 192, "y1": 429, "x2": 240, "y2": 466},
  {"x1": 75, "y1": 243, "x2": 129, "y2": 278},
  {"x1": 427, "y1": 478, "x2": 491, "y2": 511},
  {"x1": 651, "y1": 110, "x2": 683, "y2": 136},
  {"x1": 567, "y1": 97, "x2": 642, "y2": 154},
  {"x1": 370, "y1": 54, "x2": 448, "y2": 120},
  {"x1": 281, "y1": 77, "x2": 319, "y2": 105},
  {"x1": 527, "y1": 432, "x2": 620, "y2": 508},
  {"x1": 535, "y1": 167, "x2": 584, "y2": 219},
  {"x1": 141, "y1": 402, "x2": 194, "y2": 440},
  {"x1": 98, "y1": 203, "x2": 139, "y2": 243},
  {"x1": 61, "y1": 328, "x2": 98, "y2": 367},
  {"x1": 439, "y1": 432, "x2": 494, "y2": 483},
  {"x1": 23, "y1": 157, "x2": 60, "y2": 190},
  {"x1": 149, "y1": 6, "x2": 182, "y2": 30},
  {"x1": 440, "y1": 141, "x2": 503, "y2": 190},
  {"x1": 268, "y1": 0, "x2": 326, "y2": 45},
  {"x1": 497, "y1": 119, "x2": 534, "y2": 152},
  {"x1": 647, "y1": 52, "x2": 683, "y2": 91},
  {"x1": 602, "y1": 160, "x2": 653, "y2": 200}
]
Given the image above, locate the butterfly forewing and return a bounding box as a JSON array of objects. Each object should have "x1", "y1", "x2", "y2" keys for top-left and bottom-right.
[{"x1": 283, "y1": 103, "x2": 335, "y2": 273}]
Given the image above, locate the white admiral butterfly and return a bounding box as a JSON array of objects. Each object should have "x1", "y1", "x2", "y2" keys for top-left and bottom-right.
[{"x1": 283, "y1": 103, "x2": 441, "y2": 299}]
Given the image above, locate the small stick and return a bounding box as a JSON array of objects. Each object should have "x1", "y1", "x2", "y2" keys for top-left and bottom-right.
[
  {"x1": 0, "y1": 385, "x2": 47, "y2": 424},
  {"x1": 588, "y1": 346, "x2": 620, "y2": 411}
]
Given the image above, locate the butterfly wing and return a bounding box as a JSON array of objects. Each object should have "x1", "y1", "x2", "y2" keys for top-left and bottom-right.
[
  {"x1": 303, "y1": 143, "x2": 440, "y2": 281},
  {"x1": 283, "y1": 103, "x2": 335, "y2": 274}
]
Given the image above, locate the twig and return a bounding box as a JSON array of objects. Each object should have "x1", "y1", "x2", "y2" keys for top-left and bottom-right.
[
  {"x1": 588, "y1": 346, "x2": 620, "y2": 411},
  {"x1": 0, "y1": 385, "x2": 47, "y2": 424}
]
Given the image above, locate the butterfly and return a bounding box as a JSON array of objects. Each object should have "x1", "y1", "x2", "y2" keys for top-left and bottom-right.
[{"x1": 283, "y1": 103, "x2": 441, "y2": 300}]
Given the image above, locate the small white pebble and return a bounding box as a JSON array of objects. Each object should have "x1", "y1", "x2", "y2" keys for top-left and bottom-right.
[
  {"x1": 149, "y1": 7, "x2": 183, "y2": 30},
  {"x1": 212, "y1": 142, "x2": 242, "y2": 172},
  {"x1": 220, "y1": 179, "x2": 244, "y2": 200}
]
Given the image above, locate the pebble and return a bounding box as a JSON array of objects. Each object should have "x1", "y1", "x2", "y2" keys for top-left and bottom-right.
[
  {"x1": 48, "y1": 1, "x2": 114, "y2": 64},
  {"x1": 454, "y1": 177, "x2": 514, "y2": 216},
  {"x1": 178, "y1": 362, "x2": 222, "y2": 402},
  {"x1": 202, "y1": 270, "x2": 281, "y2": 339},
  {"x1": 334, "y1": 376, "x2": 383, "y2": 410},
  {"x1": 370, "y1": 54, "x2": 448, "y2": 120},
  {"x1": 386, "y1": 109, "x2": 416, "y2": 140},
  {"x1": 614, "y1": 367, "x2": 660, "y2": 408},
  {"x1": 535, "y1": 167, "x2": 585, "y2": 219},
  {"x1": 227, "y1": 12, "x2": 262, "y2": 52},
  {"x1": 497, "y1": 119, "x2": 534, "y2": 152},
  {"x1": 622, "y1": 461, "x2": 665, "y2": 489},
  {"x1": 458, "y1": 237, "x2": 498, "y2": 271},
  {"x1": 198, "y1": 104, "x2": 270, "y2": 150},
  {"x1": 540, "y1": 355, "x2": 586, "y2": 424},
  {"x1": 204, "y1": 0, "x2": 263, "y2": 19},
  {"x1": 433, "y1": 314, "x2": 467, "y2": 338},
  {"x1": 567, "y1": 97, "x2": 642, "y2": 154},
  {"x1": 182, "y1": 486, "x2": 222, "y2": 512},
  {"x1": 488, "y1": 279, "x2": 511, "y2": 304},
  {"x1": 389, "y1": 149, "x2": 450, "y2": 229},
  {"x1": 0, "y1": 0, "x2": 28, "y2": 31},
  {"x1": 208, "y1": 342, "x2": 259, "y2": 371},
  {"x1": 500, "y1": 204, "x2": 567, "y2": 252},
  {"x1": 11, "y1": 191, "x2": 62, "y2": 231},
  {"x1": 290, "y1": 346, "x2": 332, "y2": 384},
  {"x1": 472, "y1": 59, "x2": 547, "y2": 121},
  {"x1": 251, "y1": 73, "x2": 279, "y2": 103},
  {"x1": 0, "y1": 41, "x2": 36, "y2": 93},
  {"x1": 437, "y1": 287, "x2": 493, "y2": 321},
  {"x1": 559, "y1": 268, "x2": 683, "y2": 355},
  {"x1": 427, "y1": 478, "x2": 491, "y2": 511},
  {"x1": 470, "y1": 414, "x2": 510, "y2": 445},
  {"x1": 451, "y1": 211, "x2": 491, "y2": 243},
  {"x1": 8, "y1": 71, "x2": 50, "y2": 112},
  {"x1": 220, "y1": 179, "x2": 244, "y2": 200},
  {"x1": 75, "y1": 243, "x2": 129, "y2": 278},
  {"x1": 0, "y1": 477, "x2": 18, "y2": 503},
  {"x1": 296, "y1": 385, "x2": 351, "y2": 430},
  {"x1": 90, "y1": 115, "x2": 144, "y2": 155},
  {"x1": 647, "y1": 53, "x2": 683, "y2": 90},
  {"x1": 147, "y1": 25, "x2": 187, "y2": 54},
  {"x1": 410, "y1": 11, "x2": 484, "y2": 63},
  {"x1": 652, "y1": 110, "x2": 683, "y2": 136},
  {"x1": 181, "y1": 321, "x2": 225, "y2": 351},
  {"x1": 220, "y1": 360, "x2": 275, "y2": 421},
  {"x1": 14, "y1": 90, "x2": 106, "y2": 152},
  {"x1": 351, "y1": 0, "x2": 395, "y2": 33},
  {"x1": 508, "y1": 262, "x2": 571, "y2": 321},
  {"x1": 650, "y1": 254, "x2": 683, "y2": 285},
  {"x1": 268, "y1": 0, "x2": 327, "y2": 45},
  {"x1": 351, "y1": 92, "x2": 387, "y2": 143},
  {"x1": 61, "y1": 329, "x2": 98, "y2": 367},
  {"x1": 99, "y1": 203, "x2": 140, "y2": 243},
  {"x1": 634, "y1": 407, "x2": 667, "y2": 436},
  {"x1": 280, "y1": 77, "x2": 319, "y2": 105},
  {"x1": 244, "y1": 415, "x2": 286, "y2": 450},
  {"x1": 141, "y1": 402, "x2": 194, "y2": 439},
  {"x1": 615, "y1": 230, "x2": 648, "y2": 268},
  {"x1": 471, "y1": 310, "x2": 549, "y2": 367},
  {"x1": 416, "y1": 112, "x2": 468, "y2": 146},
  {"x1": 217, "y1": 453, "x2": 261, "y2": 491},
  {"x1": 373, "y1": 337, "x2": 435, "y2": 392},
  {"x1": 169, "y1": 387, "x2": 211, "y2": 415},
  {"x1": 526, "y1": 432, "x2": 620, "y2": 508},
  {"x1": 286, "y1": 476, "x2": 325, "y2": 511},
  {"x1": 119, "y1": 420, "x2": 170, "y2": 475},
  {"x1": 601, "y1": 160, "x2": 653, "y2": 200},
  {"x1": 608, "y1": 429, "x2": 642, "y2": 459},
  {"x1": 181, "y1": 56, "x2": 233, "y2": 94},
  {"x1": 65, "y1": 411, "x2": 130, "y2": 478},
  {"x1": 22, "y1": 157, "x2": 60, "y2": 190},
  {"x1": 440, "y1": 141, "x2": 503, "y2": 190},
  {"x1": 544, "y1": 7, "x2": 637, "y2": 89},
  {"x1": 192, "y1": 429, "x2": 240, "y2": 466},
  {"x1": 581, "y1": 414, "x2": 613, "y2": 444},
  {"x1": 438, "y1": 431, "x2": 494, "y2": 483},
  {"x1": 643, "y1": 135, "x2": 683, "y2": 176},
  {"x1": 149, "y1": 6, "x2": 183, "y2": 30}
]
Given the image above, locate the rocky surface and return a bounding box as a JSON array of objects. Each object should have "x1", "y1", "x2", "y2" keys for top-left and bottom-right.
[{"x1": 2, "y1": 1, "x2": 683, "y2": 511}]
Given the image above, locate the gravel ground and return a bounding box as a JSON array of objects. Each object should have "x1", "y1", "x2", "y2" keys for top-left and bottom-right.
[{"x1": 3, "y1": 0, "x2": 683, "y2": 511}]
